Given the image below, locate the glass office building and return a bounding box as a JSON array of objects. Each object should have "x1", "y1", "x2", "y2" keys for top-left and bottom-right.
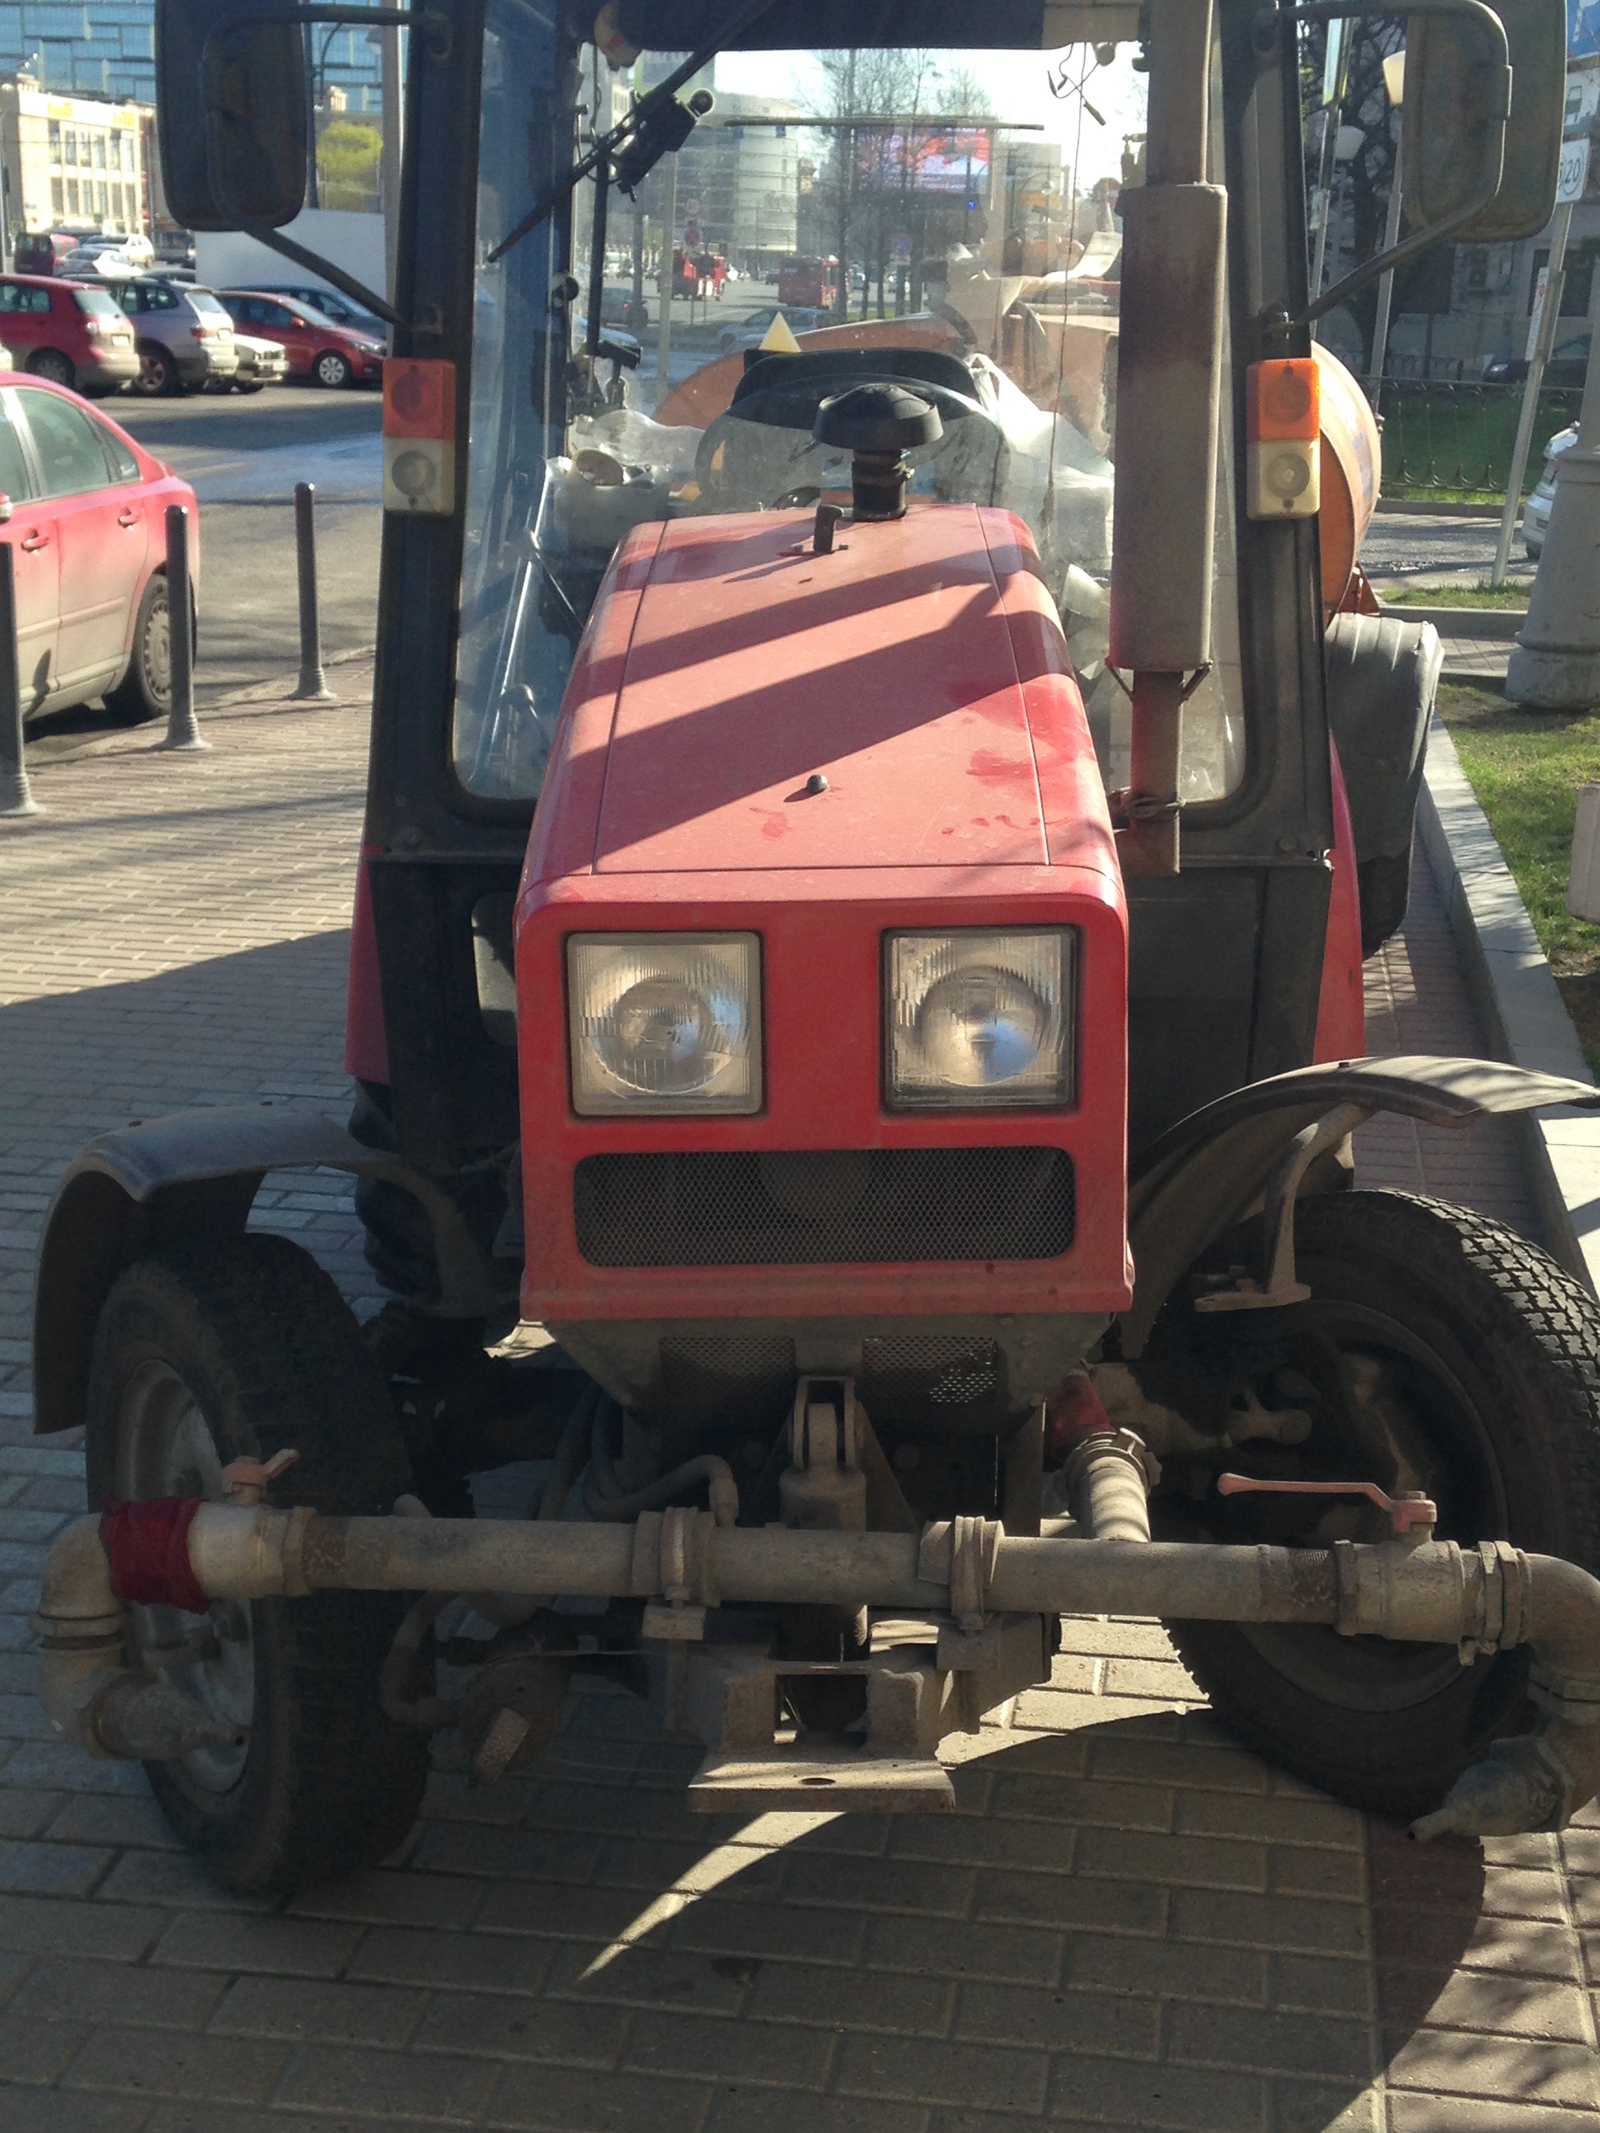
[{"x1": 0, "y1": 3, "x2": 381, "y2": 110}]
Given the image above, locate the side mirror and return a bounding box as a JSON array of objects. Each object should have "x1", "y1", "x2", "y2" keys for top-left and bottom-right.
[
  {"x1": 1405, "y1": 0, "x2": 1565, "y2": 241},
  {"x1": 0, "y1": 496, "x2": 16, "y2": 526},
  {"x1": 155, "y1": 0, "x2": 306, "y2": 232}
]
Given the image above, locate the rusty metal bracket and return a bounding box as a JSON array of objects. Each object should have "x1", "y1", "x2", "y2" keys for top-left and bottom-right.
[{"x1": 1194, "y1": 1100, "x2": 1372, "y2": 1312}]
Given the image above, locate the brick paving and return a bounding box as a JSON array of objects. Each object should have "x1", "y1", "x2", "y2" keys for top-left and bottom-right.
[{"x1": 0, "y1": 677, "x2": 1596, "y2": 2130}]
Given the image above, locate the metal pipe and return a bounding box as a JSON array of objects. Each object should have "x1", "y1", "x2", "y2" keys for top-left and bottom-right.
[
  {"x1": 1492, "y1": 199, "x2": 1572, "y2": 588},
  {"x1": 0, "y1": 538, "x2": 40, "y2": 818},
  {"x1": 44, "y1": 1500, "x2": 1600, "y2": 1834},
  {"x1": 583, "y1": 1396, "x2": 739, "y2": 1527},
  {"x1": 158, "y1": 505, "x2": 207, "y2": 753},
  {"x1": 290, "y1": 483, "x2": 336, "y2": 704}
]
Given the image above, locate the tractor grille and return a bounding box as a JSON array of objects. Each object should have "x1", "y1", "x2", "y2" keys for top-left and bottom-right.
[{"x1": 572, "y1": 1147, "x2": 1075, "y2": 1267}]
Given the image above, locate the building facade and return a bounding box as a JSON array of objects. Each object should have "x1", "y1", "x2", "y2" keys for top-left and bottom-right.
[
  {"x1": 0, "y1": 3, "x2": 380, "y2": 112},
  {"x1": 0, "y1": 77, "x2": 145, "y2": 234}
]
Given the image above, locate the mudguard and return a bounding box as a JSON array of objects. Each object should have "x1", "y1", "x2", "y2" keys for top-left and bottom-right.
[
  {"x1": 1120, "y1": 1054, "x2": 1600, "y2": 1355},
  {"x1": 32, "y1": 1107, "x2": 507, "y2": 1438}
]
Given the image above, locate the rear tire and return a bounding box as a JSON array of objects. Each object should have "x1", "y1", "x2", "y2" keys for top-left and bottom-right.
[
  {"x1": 103, "y1": 574, "x2": 177, "y2": 723},
  {"x1": 132, "y1": 344, "x2": 177, "y2": 396},
  {"x1": 1161, "y1": 1190, "x2": 1600, "y2": 1819},
  {"x1": 26, "y1": 348, "x2": 73, "y2": 388},
  {"x1": 87, "y1": 1234, "x2": 429, "y2": 1892}
]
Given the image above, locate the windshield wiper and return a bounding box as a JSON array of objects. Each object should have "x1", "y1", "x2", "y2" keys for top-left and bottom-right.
[{"x1": 486, "y1": 0, "x2": 777, "y2": 266}]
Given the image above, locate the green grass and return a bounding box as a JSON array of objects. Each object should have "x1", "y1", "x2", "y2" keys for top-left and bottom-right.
[
  {"x1": 1385, "y1": 582, "x2": 1529, "y2": 610},
  {"x1": 1436, "y1": 681, "x2": 1600, "y2": 1071}
]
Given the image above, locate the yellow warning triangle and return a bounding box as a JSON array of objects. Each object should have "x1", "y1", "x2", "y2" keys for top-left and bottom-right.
[{"x1": 759, "y1": 311, "x2": 803, "y2": 354}]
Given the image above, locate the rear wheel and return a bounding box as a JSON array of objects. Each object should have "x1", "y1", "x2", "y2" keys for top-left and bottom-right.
[
  {"x1": 103, "y1": 574, "x2": 175, "y2": 723},
  {"x1": 87, "y1": 1233, "x2": 429, "y2": 1892},
  {"x1": 132, "y1": 344, "x2": 177, "y2": 396},
  {"x1": 26, "y1": 348, "x2": 73, "y2": 388},
  {"x1": 1161, "y1": 1190, "x2": 1600, "y2": 1819},
  {"x1": 314, "y1": 350, "x2": 353, "y2": 389}
]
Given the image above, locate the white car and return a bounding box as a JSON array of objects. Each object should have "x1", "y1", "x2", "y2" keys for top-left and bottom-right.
[
  {"x1": 1524, "y1": 425, "x2": 1578, "y2": 557},
  {"x1": 207, "y1": 331, "x2": 288, "y2": 393}
]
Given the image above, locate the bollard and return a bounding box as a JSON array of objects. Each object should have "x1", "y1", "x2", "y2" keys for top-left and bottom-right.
[
  {"x1": 291, "y1": 481, "x2": 337, "y2": 703},
  {"x1": 0, "y1": 540, "x2": 40, "y2": 816},
  {"x1": 157, "y1": 504, "x2": 209, "y2": 753}
]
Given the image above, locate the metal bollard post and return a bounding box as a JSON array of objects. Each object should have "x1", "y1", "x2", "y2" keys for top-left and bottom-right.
[
  {"x1": 291, "y1": 481, "x2": 337, "y2": 703},
  {"x1": 158, "y1": 504, "x2": 209, "y2": 753},
  {"x1": 0, "y1": 540, "x2": 41, "y2": 817}
]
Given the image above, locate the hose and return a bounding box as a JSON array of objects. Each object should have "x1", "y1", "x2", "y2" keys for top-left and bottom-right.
[{"x1": 582, "y1": 1394, "x2": 740, "y2": 1528}]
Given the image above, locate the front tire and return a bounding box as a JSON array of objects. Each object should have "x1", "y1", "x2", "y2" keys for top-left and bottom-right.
[
  {"x1": 87, "y1": 1234, "x2": 429, "y2": 1892},
  {"x1": 314, "y1": 350, "x2": 353, "y2": 389},
  {"x1": 1161, "y1": 1190, "x2": 1600, "y2": 1819}
]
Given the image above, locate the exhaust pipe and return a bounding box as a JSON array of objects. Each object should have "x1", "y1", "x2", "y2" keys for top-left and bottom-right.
[{"x1": 41, "y1": 1496, "x2": 1600, "y2": 1834}]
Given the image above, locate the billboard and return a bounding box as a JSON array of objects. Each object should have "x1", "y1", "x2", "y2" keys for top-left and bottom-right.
[{"x1": 853, "y1": 127, "x2": 992, "y2": 201}]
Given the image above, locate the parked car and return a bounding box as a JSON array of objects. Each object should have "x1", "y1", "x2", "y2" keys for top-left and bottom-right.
[
  {"x1": 0, "y1": 275, "x2": 137, "y2": 394},
  {"x1": 12, "y1": 232, "x2": 80, "y2": 277},
  {"x1": 112, "y1": 278, "x2": 238, "y2": 396},
  {"x1": 1484, "y1": 335, "x2": 1592, "y2": 389},
  {"x1": 235, "y1": 280, "x2": 389, "y2": 339},
  {"x1": 1523, "y1": 423, "x2": 1578, "y2": 557},
  {"x1": 0, "y1": 370, "x2": 197, "y2": 724},
  {"x1": 207, "y1": 332, "x2": 287, "y2": 393},
  {"x1": 599, "y1": 282, "x2": 648, "y2": 332},
  {"x1": 63, "y1": 232, "x2": 154, "y2": 272},
  {"x1": 214, "y1": 291, "x2": 384, "y2": 387},
  {"x1": 714, "y1": 304, "x2": 830, "y2": 355}
]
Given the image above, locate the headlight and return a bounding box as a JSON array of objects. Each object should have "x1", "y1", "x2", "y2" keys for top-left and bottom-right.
[
  {"x1": 886, "y1": 930, "x2": 1073, "y2": 1109},
  {"x1": 568, "y1": 933, "x2": 761, "y2": 1115}
]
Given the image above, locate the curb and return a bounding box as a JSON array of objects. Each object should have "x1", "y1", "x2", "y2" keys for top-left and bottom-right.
[
  {"x1": 1379, "y1": 604, "x2": 1524, "y2": 639},
  {"x1": 1417, "y1": 717, "x2": 1600, "y2": 1295},
  {"x1": 1375, "y1": 497, "x2": 1504, "y2": 519}
]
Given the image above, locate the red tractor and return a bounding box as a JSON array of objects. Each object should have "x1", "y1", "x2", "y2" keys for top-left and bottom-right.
[{"x1": 27, "y1": 0, "x2": 1600, "y2": 1894}]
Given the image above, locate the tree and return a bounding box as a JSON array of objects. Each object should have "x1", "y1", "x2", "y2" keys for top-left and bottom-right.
[
  {"x1": 1304, "y1": 19, "x2": 1404, "y2": 371},
  {"x1": 317, "y1": 120, "x2": 382, "y2": 213}
]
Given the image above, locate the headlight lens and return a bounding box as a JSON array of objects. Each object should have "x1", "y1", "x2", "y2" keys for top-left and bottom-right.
[
  {"x1": 887, "y1": 930, "x2": 1073, "y2": 1108},
  {"x1": 568, "y1": 933, "x2": 761, "y2": 1114}
]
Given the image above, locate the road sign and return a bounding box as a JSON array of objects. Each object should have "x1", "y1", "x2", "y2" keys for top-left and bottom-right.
[
  {"x1": 1559, "y1": 134, "x2": 1591, "y2": 204},
  {"x1": 891, "y1": 233, "x2": 911, "y2": 261},
  {"x1": 682, "y1": 197, "x2": 701, "y2": 218},
  {"x1": 683, "y1": 221, "x2": 703, "y2": 248}
]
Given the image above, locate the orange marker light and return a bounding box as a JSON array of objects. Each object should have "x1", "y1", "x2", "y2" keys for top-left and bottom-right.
[
  {"x1": 1246, "y1": 358, "x2": 1320, "y2": 520},
  {"x1": 382, "y1": 358, "x2": 456, "y2": 516}
]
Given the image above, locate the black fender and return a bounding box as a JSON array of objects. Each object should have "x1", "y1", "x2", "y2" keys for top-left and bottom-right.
[
  {"x1": 1121, "y1": 1054, "x2": 1600, "y2": 1356},
  {"x1": 32, "y1": 1107, "x2": 509, "y2": 1439}
]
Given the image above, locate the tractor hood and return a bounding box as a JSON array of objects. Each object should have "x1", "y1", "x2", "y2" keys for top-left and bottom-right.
[{"x1": 526, "y1": 504, "x2": 1117, "y2": 889}]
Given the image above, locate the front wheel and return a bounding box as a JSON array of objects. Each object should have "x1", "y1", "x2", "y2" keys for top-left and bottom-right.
[
  {"x1": 1159, "y1": 1190, "x2": 1600, "y2": 1819},
  {"x1": 103, "y1": 573, "x2": 183, "y2": 723},
  {"x1": 86, "y1": 1233, "x2": 429, "y2": 1892},
  {"x1": 132, "y1": 344, "x2": 177, "y2": 396},
  {"x1": 314, "y1": 350, "x2": 353, "y2": 389}
]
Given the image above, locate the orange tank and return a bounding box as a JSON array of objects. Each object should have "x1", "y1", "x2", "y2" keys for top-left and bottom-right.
[{"x1": 1313, "y1": 344, "x2": 1381, "y2": 612}]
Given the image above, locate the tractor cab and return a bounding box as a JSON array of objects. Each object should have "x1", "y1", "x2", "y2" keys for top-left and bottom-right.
[{"x1": 29, "y1": 0, "x2": 1600, "y2": 1895}]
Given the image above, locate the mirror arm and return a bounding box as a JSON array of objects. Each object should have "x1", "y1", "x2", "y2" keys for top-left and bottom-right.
[
  {"x1": 236, "y1": 220, "x2": 401, "y2": 328},
  {"x1": 1255, "y1": 0, "x2": 1510, "y2": 335},
  {"x1": 486, "y1": 0, "x2": 778, "y2": 265}
]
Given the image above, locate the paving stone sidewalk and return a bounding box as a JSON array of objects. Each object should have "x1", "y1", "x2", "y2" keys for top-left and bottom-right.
[{"x1": 0, "y1": 679, "x2": 1596, "y2": 2132}]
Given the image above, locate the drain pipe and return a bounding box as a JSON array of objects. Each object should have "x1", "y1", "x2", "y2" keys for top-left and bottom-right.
[{"x1": 41, "y1": 1499, "x2": 1600, "y2": 1834}]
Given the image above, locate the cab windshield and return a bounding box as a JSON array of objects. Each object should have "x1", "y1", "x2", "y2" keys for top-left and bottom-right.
[{"x1": 453, "y1": 18, "x2": 1245, "y2": 810}]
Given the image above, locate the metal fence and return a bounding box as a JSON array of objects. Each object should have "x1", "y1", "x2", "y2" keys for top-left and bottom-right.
[{"x1": 1371, "y1": 378, "x2": 1583, "y2": 498}]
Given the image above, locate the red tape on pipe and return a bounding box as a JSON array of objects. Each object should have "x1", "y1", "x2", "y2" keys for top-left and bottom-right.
[{"x1": 100, "y1": 1499, "x2": 210, "y2": 1616}]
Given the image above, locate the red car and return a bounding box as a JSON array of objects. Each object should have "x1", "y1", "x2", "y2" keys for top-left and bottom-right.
[
  {"x1": 0, "y1": 274, "x2": 138, "y2": 394},
  {"x1": 0, "y1": 371, "x2": 197, "y2": 724},
  {"x1": 215, "y1": 290, "x2": 384, "y2": 388}
]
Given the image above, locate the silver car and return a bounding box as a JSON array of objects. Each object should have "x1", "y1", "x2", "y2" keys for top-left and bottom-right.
[
  {"x1": 114, "y1": 277, "x2": 238, "y2": 396},
  {"x1": 1524, "y1": 425, "x2": 1578, "y2": 557}
]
